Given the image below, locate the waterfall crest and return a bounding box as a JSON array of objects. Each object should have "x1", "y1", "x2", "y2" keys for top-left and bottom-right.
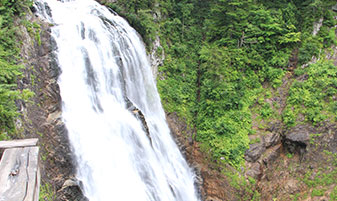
[{"x1": 35, "y1": 0, "x2": 199, "y2": 200}]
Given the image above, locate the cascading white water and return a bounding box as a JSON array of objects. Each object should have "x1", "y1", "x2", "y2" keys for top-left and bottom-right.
[{"x1": 35, "y1": 0, "x2": 199, "y2": 200}]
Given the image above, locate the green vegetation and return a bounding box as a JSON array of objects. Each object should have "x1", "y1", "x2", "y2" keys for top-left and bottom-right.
[
  {"x1": 39, "y1": 183, "x2": 56, "y2": 201},
  {"x1": 294, "y1": 151, "x2": 337, "y2": 200},
  {"x1": 104, "y1": 0, "x2": 337, "y2": 168},
  {"x1": 0, "y1": 0, "x2": 34, "y2": 140},
  {"x1": 331, "y1": 186, "x2": 337, "y2": 200},
  {"x1": 311, "y1": 188, "x2": 325, "y2": 197},
  {"x1": 0, "y1": 0, "x2": 333, "y2": 199},
  {"x1": 285, "y1": 61, "x2": 337, "y2": 127},
  {"x1": 286, "y1": 152, "x2": 294, "y2": 159},
  {"x1": 224, "y1": 171, "x2": 260, "y2": 200}
]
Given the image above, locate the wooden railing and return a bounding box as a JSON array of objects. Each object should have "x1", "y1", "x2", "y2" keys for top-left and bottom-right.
[{"x1": 0, "y1": 138, "x2": 40, "y2": 201}]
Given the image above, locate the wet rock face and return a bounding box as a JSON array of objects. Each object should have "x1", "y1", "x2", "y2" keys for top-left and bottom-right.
[
  {"x1": 126, "y1": 98, "x2": 151, "y2": 144},
  {"x1": 58, "y1": 178, "x2": 88, "y2": 201},
  {"x1": 17, "y1": 10, "x2": 85, "y2": 200}
]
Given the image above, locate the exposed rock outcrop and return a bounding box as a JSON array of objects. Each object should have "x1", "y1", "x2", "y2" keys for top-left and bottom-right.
[
  {"x1": 263, "y1": 132, "x2": 281, "y2": 148},
  {"x1": 245, "y1": 143, "x2": 266, "y2": 163},
  {"x1": 284, "y1": 124, "x2": 312, "y2": 154},
  {"x1": 166, "y1": 112, "x2": 240, "y2": 201},
  {"x1": 126, "y1": 98, "x2": 152, "y2": 144},
  {"x1": 262, "y1": 144, "x2": 281, "y2": 167},
  {"x1": 148, "y1": 35, "x2": 165, "y2": 80},
  {"x1": 246, "y1": 162, "x2": 262, "y2": 180},
  {"x1": 313, "y1": 18, "x2": 323, "y2": 36},
  {"x1": 58, "y1": 177, "x2": 88, "y2": 201},
  {"x1": 256, "y1": 121, "x2": 337, "y2": 200}
]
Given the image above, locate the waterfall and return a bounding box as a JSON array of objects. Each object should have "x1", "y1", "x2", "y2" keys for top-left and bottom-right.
[{"x1": 34, "y1": 0, "x2": 199, "y2": 200}]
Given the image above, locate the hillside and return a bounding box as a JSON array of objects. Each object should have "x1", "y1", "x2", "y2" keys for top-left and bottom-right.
[
  {"x1": 99, "y1": 0, "x2": 337, "y2": 200},
  {"x1": 0, "y1": 0, "x2": 336, "y2": 200}
]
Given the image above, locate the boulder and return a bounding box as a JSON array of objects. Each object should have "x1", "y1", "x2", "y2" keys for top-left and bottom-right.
[
  {"x1": 126, "y1": 98, "x2": 151, "y2": 145},
  {"x1": 284, "y1": 125, "x2": 312, "y2": 154},
  {"x1": 58, "y1": 177, "x2": 88, "y2": 201},
  {"x1": 262, "y1": 144, "x2": 281, "y2": 166},
  {"x1": 263, "y1": 132, "x2": 281, "y2": 148},
  {"x1": 284, "y1": 179, "x2": 299, "y2": 195},
  {"x1": 246, "y1": 162, "x2": 262, "y2": 180},
  {"x1": 267, "y1": 121, "x2": 282, "y2": 134},
  {"x1": 191, "y1": 164, "x2": 203, "y2": 198},
  {"x1": 245, "y1": 143, "x2": 265, "y2": 162},
  {"x1": 205, "y1": 197, "x2": 223, "y2": 201}
]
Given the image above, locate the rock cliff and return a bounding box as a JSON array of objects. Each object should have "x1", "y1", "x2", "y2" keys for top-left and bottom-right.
[{"x1": 17, "y1": 8, "x2": 86, "y2": 200}]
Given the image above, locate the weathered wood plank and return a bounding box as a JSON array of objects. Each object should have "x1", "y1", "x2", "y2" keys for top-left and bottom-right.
[
  {"x1": 0, "y1": 147, "x2": 40, "y2": 201},
  {"x1": 24, "y1": 147, "x2": 40, "y2": 201},
  {"x1": 0, "y1": 138, "x2": 38, "y2": 149},
  {"x1": 33, "y1": 166, "x2": 41, "y2": 201},
  {"x1": 0, "y1": 148, "x2": 29, "y2": 200}
]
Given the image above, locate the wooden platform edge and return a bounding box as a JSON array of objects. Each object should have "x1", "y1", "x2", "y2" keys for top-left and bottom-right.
[
  {"x1": 0, "y1": 138, "x2": 40, "y2": 201},
  {"x1": 33, "y1": 166, "x2": 41, "y2": 201},
  {"x1": 0, "y1": 138, "x2": 38, "y2": 149}
]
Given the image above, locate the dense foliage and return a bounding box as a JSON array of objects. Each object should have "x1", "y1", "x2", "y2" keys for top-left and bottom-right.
[
  {"x1": 284, "y1": 61, "x2": 337, "y2": 127},
  {"x1": 105, "y1": 0, "x2": 337, "y2": 168},
  {"x1": 0, "y1": 0, "x2": 33, "y2": 139}
]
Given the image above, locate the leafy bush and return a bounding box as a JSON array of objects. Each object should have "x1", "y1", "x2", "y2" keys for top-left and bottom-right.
[
  {"x1": 0, "y1": 0, "x2": 34, "y2": 138},
  {"x1": 260, "y1": 102, "x2": 273, "y2": 118},
  {"x1": 298, "y1": 35, "x2": 322, "y2": 65},
  {"x1": 284, "y1": 61, "x2": 337, "y2": 126},
  {"x1": 282, "y1": 106, "x2": 297, "y2": 127}
]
